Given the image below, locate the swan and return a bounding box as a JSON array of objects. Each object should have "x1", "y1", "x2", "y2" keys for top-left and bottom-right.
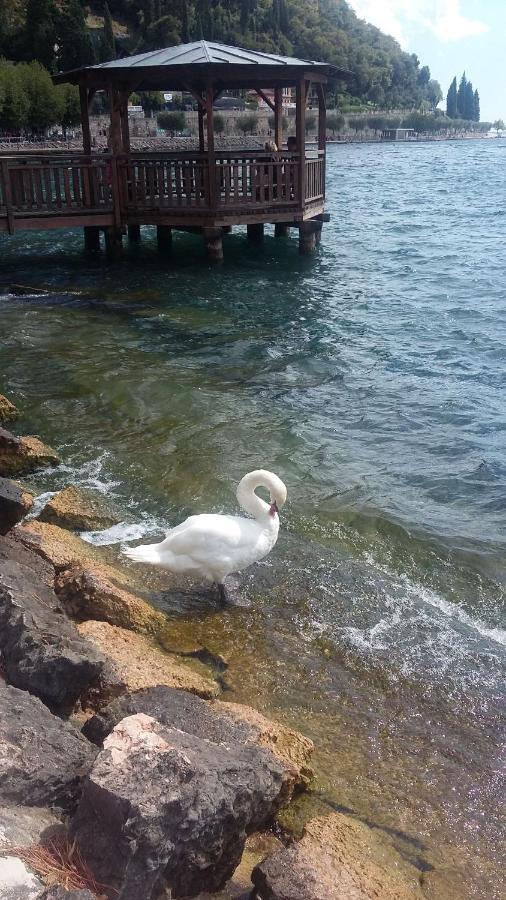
[{"x1": 122, "y1": 470, "x2": 287, "y2": 603}]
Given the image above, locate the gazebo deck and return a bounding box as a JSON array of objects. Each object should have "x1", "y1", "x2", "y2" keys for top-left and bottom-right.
[{"x1": 0, "y1": 148, "x2": 324, "y2": 233}]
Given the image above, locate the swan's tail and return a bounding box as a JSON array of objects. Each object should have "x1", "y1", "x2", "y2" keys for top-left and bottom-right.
[{"x1": 122, "y1": 543, "x2": 160, "y2": 565}]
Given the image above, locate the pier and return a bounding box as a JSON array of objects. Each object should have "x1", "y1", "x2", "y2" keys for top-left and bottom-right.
[{"x1": 0, "y1": 41, "x2": 349, "y2": 259}]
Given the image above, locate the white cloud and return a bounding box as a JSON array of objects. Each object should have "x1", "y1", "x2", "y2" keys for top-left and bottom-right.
[{"x1": 349, "y1": 0, "x2": 489, "y2": 46}]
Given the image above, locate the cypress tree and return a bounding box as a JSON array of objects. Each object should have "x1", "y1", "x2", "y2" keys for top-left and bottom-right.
[
  {"x1": 23, "y1": 0, "x2": 58, "y2": 71},
  {"x1": 101, "y1": 2, "x2": 115, "y2": 60},
  {"x1": 464, "y1": 80, "x2": 475, "y2": 120},
  {"x1": 446, "y1": 76, "x2": 457, "y2": 118},
  {"x1": 457, "y1": 72, "x2": 467, "y2": 117},
  {"x1": 57, "y1": 0, "x2": 94, "y2": 72},
  {"x1": 181, "y1": 0, "x2": 190, "y2": 42},
  {"x1": 473, "y1": 89, "x2": 480, "y2": 122}
]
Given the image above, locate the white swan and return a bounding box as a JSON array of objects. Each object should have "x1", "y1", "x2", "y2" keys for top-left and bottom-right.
[{"x1": 122, "y1": 470, "x2": 287, "y2": 603}]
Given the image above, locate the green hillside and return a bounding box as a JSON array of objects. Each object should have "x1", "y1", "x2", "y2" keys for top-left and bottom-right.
[{"x1": 0, "y1": 0, "x2": 442, "y2": 110}]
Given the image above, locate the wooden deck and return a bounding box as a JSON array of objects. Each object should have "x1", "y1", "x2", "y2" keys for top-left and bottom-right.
[{"x1": 0, "y1": 150, "x2": 325, "y2": 234}]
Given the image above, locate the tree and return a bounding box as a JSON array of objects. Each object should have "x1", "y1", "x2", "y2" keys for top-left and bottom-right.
[
  {"x1": 141, "y1": 91, "x2": 164, "y2": 116},
  {"x1": 22, "y1": 0, "x2": 58, "y2": 71},
  {"x1": 446, "y1": 77, "x2": 457, "y2": 118},
  {"x1": 457, "y1": 72, "x2": 467, "y2": 117},
  {"x1": 426, "y1": 79, "x2": 442, "y2": 110},
  {"x1": 473, "y1": 89, "x2": 480, "y2": 123},
  {"x1": 305, "y1": 113, "x2": 316, "y2": 133},
  {"x1": 237, "y1": 113, "x2": 258, "y2": 134},
  {"x1": 20, "y1": 61, "x2": 63, "y2": 133},
  {"x1": 268, "y1": 113, "x2": 288, "y2": 131},
  {"x1": 463, "y1": 80, "x2": 475, "y2": 121},
  {"x1": 57, "y1": 0, "x2": 94, "y2": 73},
  {"x1": 57, "y1": 83, "x2": 80, "y2": 135},
  {"x1": 327, "y1": 112, "x2": 345, "y2": 133},
  {"x1": 101, "y1": 2, "x2": 115, "y2": 61},
  {"x1": 213, "y1": 113, "x2": 225, "y2": 133},
  {"x1": 181, "y1": 0, "x2": 190, "y2": 42},
  {"x1": 0, "y1": 63, "x2": 30, "y2": 131},
  {"x1": 493, "y1": 119, "x2": 505, "y2": 131},
  {"x1": 418, "y1": 65, "x2": 430, "y2": 87},
  {"x1": 157, "y1": 110, "x2": 186, "y2": 131}
]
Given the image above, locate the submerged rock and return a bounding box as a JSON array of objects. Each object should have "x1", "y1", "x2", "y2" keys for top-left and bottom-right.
[
  {"x1": 0, "y1": 557, "x2": 112, "y2": 715},
  {"x1": 0, "y1": 426, "x2": 59, "y2": 477},
  {"x1": 39, "y1": 485, "x2": 119, "y2": 532},
  {"x1": 0, "y1": 477, "x2": 34, "y2": 534},
  {"x1": 0, "y1": 393, "x2": 20, "y2": 423},
  {"x1": 78, "y1": 620, "x2": 220, "y2": 699},
  {"x1": 0, "y1": 681, "x2": 97, "y2": 811},
  {"x1": 56, "y1": 563, "x2": 166, "y2": 633},
  {"x1": 251, "y1": 812, "x2": 423, "y2": 900},
  {"x1": 71, "y1": 712, "x2": 291, "y2": 899},
  {"x1": 82, "y1": 684, "x2": 312, "y2": 797},
  {"x1": 14, "y1": 520, "x2": 100, "y2": 571}
]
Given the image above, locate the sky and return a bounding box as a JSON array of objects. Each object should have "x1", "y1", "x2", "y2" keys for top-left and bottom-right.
[{"x1": 347, "y1": 0, "x2": 505, "y2": 123}]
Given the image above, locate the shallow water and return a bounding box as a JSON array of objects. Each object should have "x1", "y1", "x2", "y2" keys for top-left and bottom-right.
[{"x1": 1, "y1": 140, "x2": 505, "y2": 897}]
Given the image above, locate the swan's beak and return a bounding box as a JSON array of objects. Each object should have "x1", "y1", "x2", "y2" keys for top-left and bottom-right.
[{"x1": 269, "y1": 500, "x2": 279, "y2": 517}]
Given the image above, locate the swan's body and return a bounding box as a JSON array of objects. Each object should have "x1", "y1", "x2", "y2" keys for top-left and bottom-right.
[{"x1": 122, "y1": 470, "x2": 287, "y2": 596}]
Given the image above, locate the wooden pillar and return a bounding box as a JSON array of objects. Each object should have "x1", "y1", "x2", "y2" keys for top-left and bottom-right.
[
  {"x1": 108, "y1": 85, "x2": 123, "y2": 230},
  {"x1": 104, "y1": 226, "x2": 123, "y2": 259},
  {"x1": 205, "y1": 81, "x2": 216, "y2": 213},
  {"x1": 203, "y1": 227, "x2": 223, "y2": 262},
  {"x1": 317, "y1": 84, "x2": 326, "y2": 152},
  {"x1": 298, "y1": 220, "x2": 321, "y2": 255},
  {"x1": 198, "y1": 104, "x2": 205, "y2": 152},
  {"x1": 274, "y1": 223, "x2": 290, "y2": 237},
  {"x1": 128, "y1": 224, "x2": 141, "y2": 242},
  {"x1": 157, "y1": 225, "x2": 172, "y2": 252},
  {"x1": 295, "y1": 77, "x2": 307, "y2": 208},
  {"x1": 79, "y1": 85, "x2": 91, "y2": 154},
  {"x1": 84, "y1": 226, "x2": 100, "y2": 252},
  {"x1": 247, "y1": 223, "x2": 264, "y2": 243},
  {"x1": 274, "y1": 86, "x2": 283, "y2": 149},
  {"x1": 119, "y1": 89, "x2": 131, "y2": 153}
]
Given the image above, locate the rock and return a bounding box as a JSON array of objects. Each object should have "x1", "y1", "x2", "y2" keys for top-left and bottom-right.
[
  {"x1": 82, "y1": 685, "x2": 311, "y2": 797},
  {"x1": 41, "y1": 889, "x2": 97, "y2": 900},
  {"x1": 0, "y1": 532, "x2": 55, "y2": 587},
  {"x1": 0, "y1": 681, "x2": 97, "y2": 811},
  {"x1": 39, "y1": 485, "x2": 119, "y2": 532},
  {"x1": 0, "y1": 557, "x2": 113, "y2": 715},
  {"x1": 71, "y1": 712, "x2": 292, "y2": 899},
  {"x1": 55, "y1": 563, "x2": 166, "y2": 633},
  {"x1": 0, "y1": 393, "x2": 20, "y2": 423},
  {"x1": 251, "y1": 812, "x2": 423, "y2": 900},
  {"x1": 14, "y1": 521, "x2": 99, "y2": 572},
  {"x1": 195, "y1": 832, "x2": 283, "y2": 900},
  {"x1": 0, "y1": 477, "x2": 34, "y2": 534},
  {"x1": 0, "y1": 805, "x2": 62, "y2": 847},
  {"x1": 78, "y1": 620, "x2": 220, "y2": 700},
  {"x1": 0, "y1": 427, "x2": 59, "y2": 477},
  {"x1": 0, "y1": 855, "x2": 45, "y2": 899}
]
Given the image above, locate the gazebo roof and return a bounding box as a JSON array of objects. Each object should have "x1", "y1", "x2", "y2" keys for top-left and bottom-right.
[{"x1": 53, "y1": 40, "x2": 350, "y2": 89}]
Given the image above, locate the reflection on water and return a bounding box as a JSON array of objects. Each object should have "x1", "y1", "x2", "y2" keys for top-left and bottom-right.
[{"x1": 1, "y1": 140, "x2": 505, "y2": 899}]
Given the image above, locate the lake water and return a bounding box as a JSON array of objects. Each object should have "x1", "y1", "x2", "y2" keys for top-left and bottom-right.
[{"x1": 1, "y1": 140, "x2": 505, "y2": 898}]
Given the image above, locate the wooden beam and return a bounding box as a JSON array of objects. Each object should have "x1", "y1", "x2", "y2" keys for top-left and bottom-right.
[
  {"x1": 183, "y1": 84, "x2": 205, "y2": 109},
  {"x1": 316, "y1": 83, "x2": 326, "y2": 152},
  {"x1": 254, "y1": 87, "x2": 275, "y2": 112},
  {"x1": 119, "y1": 89, "x2": 131, "y2": 153},
  {"x1": 79, "y1": 86, "x2": 92, "y2": 154},
  {"x1": 274, "y1": 86, "x2": 283, "y2": 150},
  {"x1": 295, "y1": 77, "x2": 307, "y2": 209},
  {"x1": 198, "y1": 104, "x2": 205, "y2": 152},
  {"x1": 205, "y1": 80, "x2": 216, "y2": 212}
]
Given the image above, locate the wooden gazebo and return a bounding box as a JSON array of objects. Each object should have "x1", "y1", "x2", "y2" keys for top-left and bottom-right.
[{"x1": 0, "y1": 42, "x2": 349, "y2": 259}]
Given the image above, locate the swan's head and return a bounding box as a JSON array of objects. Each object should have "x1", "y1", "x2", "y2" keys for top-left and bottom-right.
[{"x1": 237, "y1": 469, "x2": 287, "y2": 520}]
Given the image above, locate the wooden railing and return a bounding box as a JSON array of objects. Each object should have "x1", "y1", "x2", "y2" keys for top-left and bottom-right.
[{"x1": 0, "y1": 149, "x2": 325, "y2": 232}]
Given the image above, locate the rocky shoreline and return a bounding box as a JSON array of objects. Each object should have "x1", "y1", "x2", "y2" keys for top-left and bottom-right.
[{"x1": 0, "y1": 391, "x2": 425, "y2": 899}]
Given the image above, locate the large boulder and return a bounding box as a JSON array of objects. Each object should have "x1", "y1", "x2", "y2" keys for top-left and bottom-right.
[
  {"x1": 0, "y1": 393, "x2": 20, "y2": 423},
  {"x1": 78, "y1": 620, "x2": 220, "y2": 700},
  {"x1": 0, "y1": 427, "x2": 59, "y2": 477},
  {"x1": 0, "y1": 681, "x2": 97, "y2": 811},
  {"x1": 82, "y1": 685, "x2": 312, "y2": 796},
  {"x1": 0, "y1": 805, "x2": 64, "y2": 900},
  {"x1": 0, "y1": 477, "x2": 34, "y2": 534},
  {"x1": 39, "y1": 485, "x2": 119, "y2": 532},
  {"x1": 55, "y1": 563, "x2": 166, "y2": 633},
  {"x1": 0, "y1": 557, "x2": 115, "y2": 715},
  {"x1": 14, "y1": 521, "x2": 99, "y2": 572},
  {"x1": 251, "y1": 813, "x2": 423, "y2": 900},
  {"x1": 71, "y1": 712, "x2": 292, "y2": 899},
  {"x1": 41, "y1": 889, "x2": 97, "y2": 900},
  {"x1": 0, "y1": 532, "x2": 55, "y2": 587}
]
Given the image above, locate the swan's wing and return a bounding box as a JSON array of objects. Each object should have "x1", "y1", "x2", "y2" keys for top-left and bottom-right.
[{"x1": 159, "y1": 514, "x2": 258, "y2": 558}]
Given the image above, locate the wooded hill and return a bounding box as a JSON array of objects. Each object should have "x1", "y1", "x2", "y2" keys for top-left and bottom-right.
[{"x1": 0, "y1": 0, "x2": 443, "y2": 111}]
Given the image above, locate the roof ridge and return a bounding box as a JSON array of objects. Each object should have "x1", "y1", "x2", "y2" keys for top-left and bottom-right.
[{"x1": 201, "y1": 40, "x2": 212, "y2": 63}]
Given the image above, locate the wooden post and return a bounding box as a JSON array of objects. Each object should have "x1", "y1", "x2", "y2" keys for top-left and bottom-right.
[
  {"x1": 1, "y1": 159, "x2": 15, "y2": 234},
  {"x1": 274, "y1": 223, "x2": 290, "y2": 237},
  {"x1": 108, "y1": 85, "x2": 123, "y2": 229},
  {"x1": 203, "y1": 227, "x2": 223, "y2": 262},
  {"x1": 274, "y1": 86, "x2": 283, "y2": 150},
  {"x1": 198, "y1": 104, "x2": 205, "y2": 152},
  {"x1": 104, "y1": 225, "x2": 123, "y2": 258},
  {"x1": 84, "y1": 226, "x2": 100, "y2": 251},
  {"x1": 157, "y1": 225, "x2": 172, "y2": 252},
  {"x1": 205, "y1": 81, "x2": 216, "y2": 212},
  {"x1": 298, "y1": 219, "x2": 320, "y2": 255},
  {"x1": 247, "y1": 223, "x2": 264, "y2": 243},
  {"x1": 79, "y1": 85, "x2": 92, "y2": 154},
  {"x1": 316, "y1": 84, "x2": 326, "y2": 152},
  {"x1": 295, "y1": 77, "x2": 307, "y2": 209},
  {"x1": 128, "y1": 224, "x2": 141, "y2": 242},
  {"x1": 119, "y1": 90, "x2": 131, "y2": 153}
]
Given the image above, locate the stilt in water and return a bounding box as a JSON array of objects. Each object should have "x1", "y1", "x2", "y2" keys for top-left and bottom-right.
[
  {"x1": 128, "y1": 224, "x2": 141, "y2": 242},
  {"x1": 274, "y1": 223, "x2": 290, "y2": 237},
  {"x1": 298, "y1": 220, "x2": 322, "y2": 255},
  {"x1": 247, "y1": 223, "x2": 264, "y2": 243},
  {"x1": 157, "y1": 225, "x2": 172, "y2": 253},
  {"x1": 104, "y1": 226, "x2": 123, "y2": 259},
  {"x1": 203, "y1": 227, "x2": 224, "y2": 263},
  {"x1": 84, "y1": 226, "x2": 100, "y2": 252}
]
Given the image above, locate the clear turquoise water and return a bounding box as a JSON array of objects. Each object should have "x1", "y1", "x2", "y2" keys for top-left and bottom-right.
[{"x1": 1, "y1": 140, "x2": 505, "y2": 897}]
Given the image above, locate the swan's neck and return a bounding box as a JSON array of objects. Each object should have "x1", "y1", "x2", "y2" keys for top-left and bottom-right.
[{"x1": 236, "y1": 472, "x2": 275, "y2": 522}]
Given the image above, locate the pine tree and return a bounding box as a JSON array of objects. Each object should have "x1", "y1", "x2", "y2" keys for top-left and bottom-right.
[
  {"x1": 464, "y1": 80, "x2": 475, "y2": 120},
  {"x1": 473, "y1": 89, "x2": 480, "y2": 123},
  {"x1": 457, "y1": 72, "x2": 467, "y2": 117},
  {"x1": 446, "y1": 76, "x2": 457, "y2": 118},
  {"x1": 101, "y1": 2, "x2": 115, "y2": 60},
  {"x1": 57, "y1": 0, "x2": 94, "y2": 73}
]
